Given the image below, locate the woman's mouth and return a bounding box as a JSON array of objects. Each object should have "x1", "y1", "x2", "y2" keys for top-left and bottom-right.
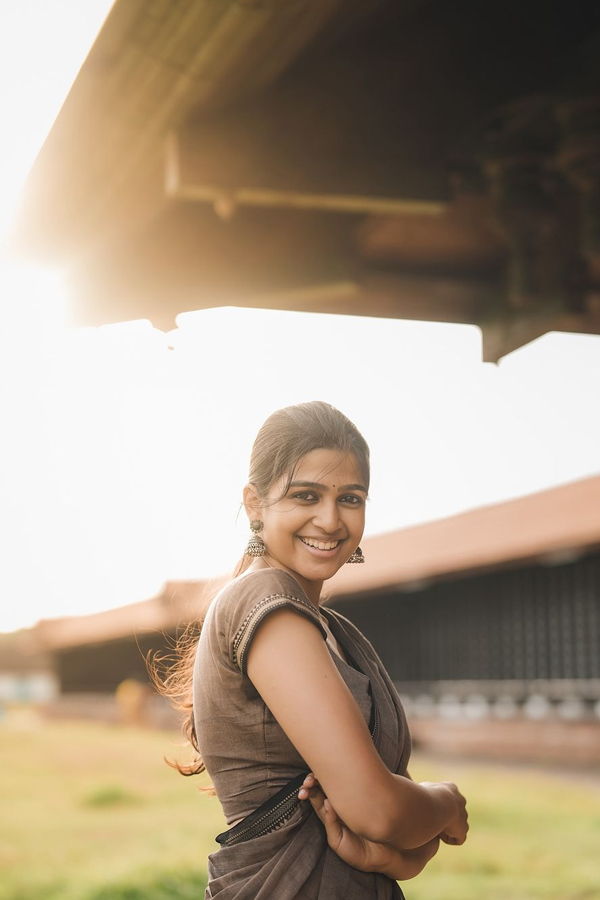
[{"x1": 298, "y1": 536, "x2": 343, "y2": 555}]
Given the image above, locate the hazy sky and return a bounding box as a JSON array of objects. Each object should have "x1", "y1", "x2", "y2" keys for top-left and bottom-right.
[{"x1": 0, "y1": 301, "x2": 598, "y2": 632}]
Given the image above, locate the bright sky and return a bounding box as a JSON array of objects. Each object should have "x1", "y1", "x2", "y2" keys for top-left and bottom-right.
[
  {"x1": 0, "y1": 304, "x2": 598, "y2": 632},
  {"x1": 0, "y1": 2, "x2": 599, "y2": 633}
]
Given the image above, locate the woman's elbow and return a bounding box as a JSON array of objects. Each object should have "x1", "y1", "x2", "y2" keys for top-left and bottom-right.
[
  {"x1": 343, "y1": 790, "x2": 402, "y2": 844},
  {"x1": 353, "y1": 814, "x2": 395, "y2": 844},
  {"x1": 345, "y1": 785, "x2": 422, "y2": 846}
]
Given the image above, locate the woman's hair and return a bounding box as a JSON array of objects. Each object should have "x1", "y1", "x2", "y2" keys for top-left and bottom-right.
[{"x1": 148, "y1": 401, "x2": 370, "y2": 778}]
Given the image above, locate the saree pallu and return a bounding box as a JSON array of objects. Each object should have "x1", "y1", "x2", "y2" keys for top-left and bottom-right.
[{"x1": 203, "y1": 606, "x2": 412, "y2": 900}]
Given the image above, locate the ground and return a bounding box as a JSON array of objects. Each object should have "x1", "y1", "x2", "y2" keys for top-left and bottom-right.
[{"x1": 1, "y1": 714, "x2": 599, "y2": 900}]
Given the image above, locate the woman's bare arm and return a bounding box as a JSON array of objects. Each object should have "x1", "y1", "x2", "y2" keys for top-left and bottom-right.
[
  {"x1": 246, "y1": 609, "x2": 468, "y2": 848},
  {"x1": 300, "y1": 772, "x2": 441, "y2": 879}
]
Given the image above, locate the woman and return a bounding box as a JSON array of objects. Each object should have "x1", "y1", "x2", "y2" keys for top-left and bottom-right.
[{"x1": 161, "y1": 401, "x2": 468, "y2": 899}]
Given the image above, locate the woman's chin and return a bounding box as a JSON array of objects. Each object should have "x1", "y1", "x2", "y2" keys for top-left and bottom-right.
[{"x1": 292, "y1": 550, "x2": 347, "y2": 581}]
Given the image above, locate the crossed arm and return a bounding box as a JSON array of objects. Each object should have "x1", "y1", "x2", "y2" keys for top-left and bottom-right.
[
  {"x1": 246, "y1": 609, "x2": 468, "y2": 879},
  {"x1": 299, "y1": 772, "x2": 442, "y2": 880}
]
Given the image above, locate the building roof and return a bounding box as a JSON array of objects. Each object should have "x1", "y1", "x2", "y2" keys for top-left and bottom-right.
[
  {"x1": 34, "y1": 579, "x2": 215, "y2": 651},
  {"x1": 329, "y1": 473, "x2": 600, "y2": 598},
  {"x1": 34, "y1": 474, "x2": 600, "y2": 650}
]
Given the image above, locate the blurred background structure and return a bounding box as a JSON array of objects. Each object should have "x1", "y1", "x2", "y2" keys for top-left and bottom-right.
[
  {"x1": 25, "y1": 473, "x2": 600, "y2": 762},
  {"x1": 11, "y1": 0, "x2": 600, "y2": 361}
]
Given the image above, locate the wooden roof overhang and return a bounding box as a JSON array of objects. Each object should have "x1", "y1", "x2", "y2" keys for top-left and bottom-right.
[{"x1": 13, "y1": 0, "x2": 600, "y2": 360}]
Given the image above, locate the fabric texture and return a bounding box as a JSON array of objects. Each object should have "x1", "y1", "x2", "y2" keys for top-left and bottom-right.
[{"x1": 192, "y1": 567, "x2": 412, "y2": 899}]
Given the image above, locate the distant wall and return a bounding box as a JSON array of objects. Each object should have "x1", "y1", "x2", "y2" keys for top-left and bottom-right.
[
  {"x1": 331, "y1": 549, "x2": 600, "y2": 760},
  {"x1": 54, "y1": 631, "x2": 177, "y2": 694}
]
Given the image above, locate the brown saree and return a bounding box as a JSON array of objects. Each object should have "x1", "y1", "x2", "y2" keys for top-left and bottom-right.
[{"x1": 192, "y1": 568, "x2": 412, "y2": 900}]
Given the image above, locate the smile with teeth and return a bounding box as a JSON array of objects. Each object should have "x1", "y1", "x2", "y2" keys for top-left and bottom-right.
[{"x1": 299, "y1": 537, "x2": 342, "y2": 551}]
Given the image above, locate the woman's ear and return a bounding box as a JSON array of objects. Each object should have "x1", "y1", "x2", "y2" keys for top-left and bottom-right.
[{"x1": 243, "y1": 483, "x2": 261, "y2": 520}]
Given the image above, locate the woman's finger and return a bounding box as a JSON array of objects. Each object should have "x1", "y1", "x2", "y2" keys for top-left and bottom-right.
[
  {"x1": 298, "y1": 777, "x2": 344, "y2": 844},
  {"x1": 298, "y1": 773, "x2": 318, "y2": 802},
  {"x1": 320, "y1": 797, "x2": 345, "y2": 850},
  {"x1": 299, "y1": 775, "x2": 327, "y2": 818},
  {"x1": 439, "y1": 832, "x2": 463, "y2": 846},
  {"x1": 302, "y1": 789, "x2": 346, "y2": 850}
]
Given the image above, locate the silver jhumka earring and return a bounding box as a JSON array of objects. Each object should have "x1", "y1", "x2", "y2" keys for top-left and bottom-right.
[
  {"x1": 346, "y1": 546, "x2": 365, "y2": 564},
  {"x1": 245, "y1": 520, "x2": 266, "y2": 557}
]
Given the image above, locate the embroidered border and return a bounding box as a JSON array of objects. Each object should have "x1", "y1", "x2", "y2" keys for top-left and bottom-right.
[{"x1": 232, "y1": 593, "x2": 326, "y2": 673}]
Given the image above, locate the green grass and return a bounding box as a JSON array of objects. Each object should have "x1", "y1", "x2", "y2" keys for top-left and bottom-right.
[
  {"x1": 406, "y1": 756, "x2": 600, "y2": 900},
  {"x1": 0, "y1": 719, "x2": 222, "y2": 900},
  {"x1": 0, "y1": 718, "x2": 599, "y2": 900},
  {"x1": 82, "y1": 784, "x2": 144, "y2": 808}
]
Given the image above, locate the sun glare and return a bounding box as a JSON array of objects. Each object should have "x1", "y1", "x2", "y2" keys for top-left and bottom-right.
[
  {"x1": 0, "y1": 0, "x2": 115, "y2": 244},
  {"x1": 0, "y1": 261, "x2": 66, "y2": 336}
]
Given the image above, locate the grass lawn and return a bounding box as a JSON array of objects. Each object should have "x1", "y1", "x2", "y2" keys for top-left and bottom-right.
[{"x1": 1, "y1": 716, "x2": 599, "y2": 900}]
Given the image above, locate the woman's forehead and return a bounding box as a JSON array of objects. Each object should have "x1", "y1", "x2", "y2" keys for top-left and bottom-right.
[{"x1": 289, "y1": 448, "x2": 363, "y2": 483}]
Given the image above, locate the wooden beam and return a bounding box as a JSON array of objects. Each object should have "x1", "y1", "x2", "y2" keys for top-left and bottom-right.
[{"x1": 166, "y1": 132, "x2": 447, "y2": 218}]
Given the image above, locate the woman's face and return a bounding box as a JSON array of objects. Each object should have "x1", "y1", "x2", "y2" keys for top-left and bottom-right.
[{"x1": 246, "y1": 448, "x2": 367, "y2": 600}]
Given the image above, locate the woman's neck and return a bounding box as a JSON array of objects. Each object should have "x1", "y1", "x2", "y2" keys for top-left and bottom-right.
[{"x1": 247, "y1": 558, "x2": 323, "y2": 607}]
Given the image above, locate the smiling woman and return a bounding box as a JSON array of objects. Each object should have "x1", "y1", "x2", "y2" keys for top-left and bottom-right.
[
  {"x1": 242, "y1": 448, "x2": 368, "y2": 602},
  {"x1": 152, "y1": 401, "x2": 469, "y2": 900}
]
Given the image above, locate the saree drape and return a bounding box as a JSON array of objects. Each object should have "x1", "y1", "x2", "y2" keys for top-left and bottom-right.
[{"x1": 193, "y1": 569, "x2": 412, "y2": 900}]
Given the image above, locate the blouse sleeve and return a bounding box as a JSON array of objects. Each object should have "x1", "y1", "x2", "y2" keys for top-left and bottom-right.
[{"x1": 216, "y1": 569, "x2": 327, "y2": 676}]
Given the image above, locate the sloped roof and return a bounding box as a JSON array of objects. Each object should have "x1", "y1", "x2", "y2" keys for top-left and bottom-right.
[
  {"x1": 34, "y1": 578, "x2": 215, "y2": 650},
  {"x1": 329, "y1": 473, "x2": 600, "y2": 598},
  {"x1": 34, "y1": 474, "x2": 600, "y2": 649}
]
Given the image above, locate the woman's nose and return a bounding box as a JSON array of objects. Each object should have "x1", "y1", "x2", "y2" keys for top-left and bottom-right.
[{"x1": 312, "y1": 500, "x2": 341, "y2": 533}]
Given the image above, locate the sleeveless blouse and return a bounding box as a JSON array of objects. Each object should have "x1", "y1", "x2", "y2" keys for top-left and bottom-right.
[{"x1": 192, "y1": 567, "x2": 411, "y2": 899}]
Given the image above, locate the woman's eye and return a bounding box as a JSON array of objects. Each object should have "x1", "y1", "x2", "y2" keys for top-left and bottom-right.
[
  {"x1": 340, "y1": 494, "x2": 363, "y2": 505},
  {"x1": 292, "y1": 491, "x2": 318, "y2": 501}
]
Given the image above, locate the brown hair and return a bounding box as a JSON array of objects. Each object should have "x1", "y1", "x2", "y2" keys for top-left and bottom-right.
[{"x1": 148, "y1": 401, "x2": 370, "y2": 778}]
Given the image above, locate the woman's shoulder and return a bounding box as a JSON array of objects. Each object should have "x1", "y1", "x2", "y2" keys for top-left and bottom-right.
[
  {"x1": 214, "y1": 567, "x2": 310, "y2": 609},
  {"x1": 207, "y1": 568, "x2": 326, "y2": 675},
  {"x1": 207, "y1": 567, "x2": 316, "y2": 635}
]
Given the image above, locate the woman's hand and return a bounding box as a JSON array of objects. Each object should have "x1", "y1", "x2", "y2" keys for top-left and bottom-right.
[
  {"x1": 298, "y1": 774, "x2": 440, "y2": 880},
  {"x1": 418, "y1": 781, "x2": 469, "y2": 845}
]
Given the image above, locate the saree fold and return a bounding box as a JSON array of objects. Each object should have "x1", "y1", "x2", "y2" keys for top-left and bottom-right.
[{"x1": 203, "y1": 606, "x2": 411, "y2": 899}]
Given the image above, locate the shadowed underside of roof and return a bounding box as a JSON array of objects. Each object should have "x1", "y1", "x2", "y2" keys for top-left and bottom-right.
[{"x1": 13, "y1": 0, "x2": 600, "y2": 360}]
